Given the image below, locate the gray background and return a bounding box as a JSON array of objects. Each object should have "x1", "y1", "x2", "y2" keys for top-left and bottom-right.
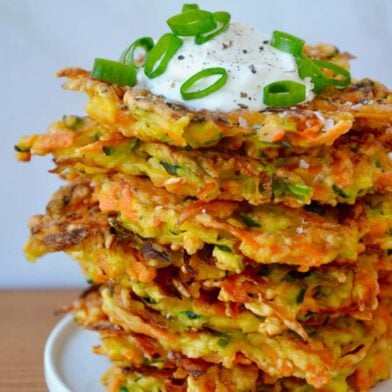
[{"x1": 1, "y1": 0, "x2": 391, "y2": 288}]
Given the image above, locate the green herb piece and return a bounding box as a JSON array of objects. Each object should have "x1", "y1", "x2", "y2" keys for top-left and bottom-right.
[
  {"x1": 237, "y1": 213, "x2": 261, "y2": 228},
  {"x1": 217, "y1": 335, "x2": 230, "y2": 347},
  {"x1": 167, "y1": 9, "x2": 216, "y2": 36},
  {"x1": 182, "y1": 3, "x2": 200, "y2": 12},
  {"x1": 332, "y1": 185, "x2": 348, "y2": 199},
  {"x1": 297, "y1": 57, "x2": 351, "y2": 94},
  {"x1": 102, "y1": 146, "x2": 114, "y2": 156},
  {"x1": 296, "y1": 287, "x2": 307, "y2": 304},
  {"x1": 271, "y1": 30, "x2": 305, "y2": 58},
  {"x1": 215, "y1": 244, "x2": 232, "y2": 253},
  {"x1": 195, "y1": 11, "x2": 231, "y2": 44},
  {"x1": 144, "y1": 33, "x2": 183, "y2": 78},
  {"x1": 263, "y1": 80, "x2": 306, "y2": 107},
  {"x1": 160, "y1": 160, "x2": 180, "y2": 175},
  {"x1": 92, "y1": 58, "x2": 137, "y2": 87},
  {"x1": 180, "y1": 67, "x2": 228, "y2": 100},
  {"x1": 120, "y1": 36, "x2": 154, "y2": 68},
  {"x1": 181, "y1": 310, "x2": 201, "y2": 319},
  {"x1": 272, "y1": 178, "x2": 312, "y2": 202}
]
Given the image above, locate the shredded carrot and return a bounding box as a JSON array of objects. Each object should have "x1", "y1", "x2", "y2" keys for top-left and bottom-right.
[
  {"x1": 32, "y1": 131, "x2": 75, "y2": 155},
  {"x1": 305, "y1": 365, "x2": 331, "y2": 389},
  {"x1": 197, "y1": 182, "x2": 218, "y2": 199},
  {"x1": 264, "y1": 128, "x2": 285, "y2": 143},
  {"x1": 300, "y1": 124, "x2": 323, "y2": 139},
  {"x1": 129, "y1": 260, "x2": 156, "y2": 283},
  {"x1": 97, "y1": 181, "x2": 136, "y2": 221},
  {"x1": 221, "y1": 276, "x2": 250, "y2": 302},
  {"x1": 115, "y1": 109, "x2": 137, "y2": 134},
  {"x1": 308, "y1": 120, "x2": 353, "y2": 146},
  {"x1": 78, "y1": 133, "x2": 128, "y2": 154}
]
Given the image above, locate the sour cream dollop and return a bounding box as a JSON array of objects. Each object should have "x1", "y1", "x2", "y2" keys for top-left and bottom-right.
[{"x1": 137, "y1": 23, "x2": 314, "y2": 112}]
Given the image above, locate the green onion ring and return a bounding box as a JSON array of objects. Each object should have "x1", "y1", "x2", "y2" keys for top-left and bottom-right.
[
  {"x1": 91, "y1": 58, "x2": 137, "y2": 87},
  {"x1": 298, "y1": 58, "x2": 351, "y2": 93},
  {"x1": 180, "y1": 67, "x2": 228, "y2": 100},
  {"x1": 144, "y1": 33, "x2": 183, "y2": 79},
  {"x1": 195, "y1": 11, "x2": 231, "y2": 44},
  {"x1": 263, "y1": 80, "x2": 306, "y2": 107},
  {"x1": 167, "y1": 9, "x2": 217, "y2": 36},
  {"x1": 297, "y1": 58, "x2": 325, "y2": 93},
  {"x1": 182, "y1": 3, "x2": 200, "y2": 12},
  {"x1": 313, "y1": 60, "x2": 351, "y2": 88},
  {"x1": 271, "y1": 30, "x2": 305, "y2": 58},
  {"x1": 119, "y1": 37, "x2": 154, "y2": 67}
]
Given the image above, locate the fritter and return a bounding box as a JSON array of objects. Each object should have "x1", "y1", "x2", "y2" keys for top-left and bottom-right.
[
  {"x1": 94, "y1": 174, "x2": 392, "y2": 271},
  {"x1": 26, "y1": 180, "x2": 383, "y2": 333},
  {"x1": 71, "y1": 283, "x2": 392, "y2": 390},
  {"x1": 102, "y1": 363, "x2": 261, "y2": 392},
  {"x1": 26, "y1": 176, "x2": 392, "y2": 273},
  {"x1": 71, "y1": 254, "x2": 380, "y2": 341},
  {"x1": 53, "y1": 58, "x2": 391, "y2": 151},
  {"x1": 97, "y1": 334, "x2": 392, "y2": 392},
  {"x1": 16, "y1": 117, "x2": 392, "y2": 207}
]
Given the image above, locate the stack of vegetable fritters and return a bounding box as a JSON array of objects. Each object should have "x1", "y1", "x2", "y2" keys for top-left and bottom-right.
[{"x1": 17, "y1": 46, "x2": 392, "y2": 391}]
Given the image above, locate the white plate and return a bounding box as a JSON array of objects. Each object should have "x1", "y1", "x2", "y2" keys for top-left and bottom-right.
[
  {"x1": 45, "y1": 315, "x2": 391, "y2": 392},
  {"x1": 44, "y1": 314, "x2": 108, "y2": 392}
]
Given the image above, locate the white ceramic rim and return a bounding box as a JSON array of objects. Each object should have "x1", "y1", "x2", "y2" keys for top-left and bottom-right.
[{"x1": 44, "y1": 314, "x2": 74, "y2": 392}]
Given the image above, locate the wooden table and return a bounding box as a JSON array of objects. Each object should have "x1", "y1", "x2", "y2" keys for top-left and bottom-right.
[{"x1": 0, "y1": 289, "x2": 81, "y2": 392}]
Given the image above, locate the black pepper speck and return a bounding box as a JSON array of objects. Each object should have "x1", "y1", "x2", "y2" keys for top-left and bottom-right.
[
  {"x1": 249, "y1": 64, "x2": 257, "y2": 74},
  {"x1": 178, "y1": 55, "x2": 185, "y2": 60}
]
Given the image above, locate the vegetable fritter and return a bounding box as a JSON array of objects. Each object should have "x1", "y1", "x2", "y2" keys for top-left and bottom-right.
[
  {"x1": 71, "y1": 283, "x2": 392, "y2": 390},
  {"x1": 16, "y1": 117, "x2": 392, "y2": 207}
]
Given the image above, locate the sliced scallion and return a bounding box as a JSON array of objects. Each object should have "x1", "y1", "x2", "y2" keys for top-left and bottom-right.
[
  {"x1": 180, "y1": 67, "x2": 228, "y2": 100},
  {"x1": 271, "y1": 30, "x2": 305, "y2": 58},
  {"x1": 297, "y1": 58, "x2": 351, "y2": 93},
  {"x1": 144, "y1": 33, "x2": 183, "y2": 79},
  {"x1": 91, "y1": 58, "x2": 137, "y2": 87},
  {"x1": 195, "y1": 11, "x2": 231, "y2": 44},
  {"x1": 263, "y1": 80, "x2": 306, "y2": 107},
  {"x1": 167, "y1": 9, "x2": 217, "y2": 36},
  {"x1": 119, "y1": 37, "x2": 154, "y2": 67},
  {"x1": 182, "y1": 3, "x2": 200, "y2": 12},
  {"x1": 313, "y1": 59, "x2": 351, "y2": 88}
]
